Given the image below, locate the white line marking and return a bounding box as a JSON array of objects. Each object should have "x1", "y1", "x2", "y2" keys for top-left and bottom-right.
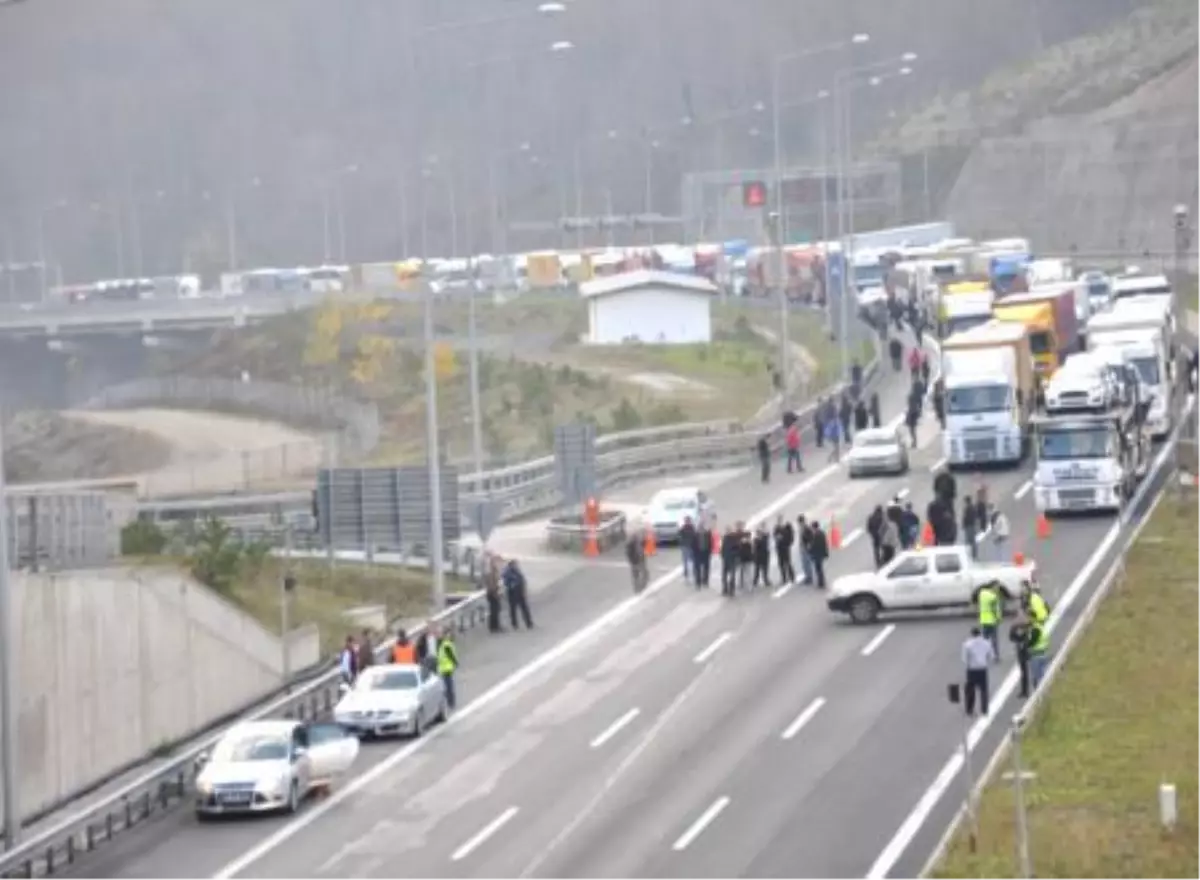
[
  {"x1": 671, "y1": 796, "x2": 731, "y2": 851},
  {"x1": 841, "y1": 526, "x2": 865, "y2": 548},
  {"x1": 451, "y1": 807, "x2": 519, "y2": 862},
  {"x1": 771, "y1": 582, "x2": 795, "y2": 599},
  {"x1": 930, "y1": 456, "x2": 948, "y2": 472},
  {"x1": 896, "y1": 487, "x2": 910, "y2": 500},
  {"x1": 590, "y1": 708, "x2": 641, "y2": 749},
  {"x1": 213, "y1": 446, "x2": 843, "y2": 877},
  {"x1": 1014, "y1": 479, "x2": 1033, "y2": 500},
  {"x1": 866, "y1": 413, "x2": 1187, "y2": 879},
  {"x1": 693, "y1": 632, "x2": 733, "y2": 664},
  {"x1": 781, "y1": 697, "x2": 827, "y2": 741},
  {"x1": 860, "y1": 623, "x2": 896, "y2": 657}
]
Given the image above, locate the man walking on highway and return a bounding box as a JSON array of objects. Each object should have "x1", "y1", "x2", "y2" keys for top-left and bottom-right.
[
  {"x1": 797, "y1": 515, "x2": 815, "y2": 585},
  {"x1": 757, "y1": 435, "x2": 772, "y2": 484},
  {"x1": 720, "y1": 527, "x2": 738, "y2": 597},
  {"x1": 694, "y1": 519, "x2": 713, "y2": 589},
  {"x1": 751, "y1": 524, "x2": 771, "y2": 588},
  {"x1": 679, "y1": 515, "x2": 698, "y2": 584},
  {"x1": 808, "y1": 521, "x2": 830, "y2": 589},
  {"x1": 1009, "y1": 612, "x2": 1033, "y2": 699},
  {"x1": 961, "y1": 626, "x2": 994, "y2": 717},
  {"x1": 773, "y1": 514, "x2": 795, "y2": 585}
]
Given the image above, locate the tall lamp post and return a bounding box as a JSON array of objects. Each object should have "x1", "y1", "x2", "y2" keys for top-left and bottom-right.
[
  {"x1": 36, "y1": 199, "x2": 69, "y2": 301},
  {"x1": 771, "y1": 33, "x2": 869, "y2": 407}
]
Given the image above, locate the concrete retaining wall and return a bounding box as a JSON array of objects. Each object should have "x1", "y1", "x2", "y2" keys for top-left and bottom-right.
[{"x1": 6, "y1": 565, "x2": 320, "y2": 824}]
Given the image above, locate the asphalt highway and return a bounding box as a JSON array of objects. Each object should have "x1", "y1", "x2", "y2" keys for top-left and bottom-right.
[{"x1": 53, "y1": 354, "x2": 1170, "y2": 880}]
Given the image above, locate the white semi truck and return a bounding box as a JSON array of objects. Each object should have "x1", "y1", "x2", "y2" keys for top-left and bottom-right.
[
  {"x1": 941, "y1": 320, "x2": 1036, "y2": 467},
  {"x1": 1031, "y1": 404, "x2": 1149, "y2": 515},
  {"x1": 1087, "y1": 302, "x2": 1174, "y2": 439}
]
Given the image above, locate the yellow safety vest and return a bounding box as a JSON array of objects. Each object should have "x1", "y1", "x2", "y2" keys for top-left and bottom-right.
[
  {"x1": 977, "y1": 586, "x2": 1000, "y2": 626},
  {"x1": 1029, "y1": 592, "x2": 1049, "y2": 625},
  {"x1": 437, "y1": 639, "x2": 459, "y2": 676},
  {"x1": 1029, "y1": 624, "x2": 1050, "y2": 656}
]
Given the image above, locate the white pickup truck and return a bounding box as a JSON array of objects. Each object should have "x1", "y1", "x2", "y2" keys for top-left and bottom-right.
[{"x1": 826, "y1": 546, "x2": 1036, "y2": 624}]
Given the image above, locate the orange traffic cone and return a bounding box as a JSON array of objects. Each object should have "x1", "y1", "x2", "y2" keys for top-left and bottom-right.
[
  {"x1": 644, "y1": 530, "x2": 657, "y2": 557},
  {"x1": 920, "y1": 520, "x2": 934, "y2": 546},
  {"x1": 829, "y1": 518, "x2": 842, "y2": 551},
  {"x1": 584, "y1": 528, "x2": 599, "y2": 558},
  {"x1": 1035, "y1": 513, "x2": 1052, "y2": 540}
]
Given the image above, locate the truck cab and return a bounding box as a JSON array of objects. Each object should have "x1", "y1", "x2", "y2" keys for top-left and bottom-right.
[{"x1": 1031, "y1": 407, "x2": 1148, "y2": 515}]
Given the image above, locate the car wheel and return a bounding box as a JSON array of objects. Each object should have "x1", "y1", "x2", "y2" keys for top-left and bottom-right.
[
  {"x1": 285, "y1": 780, "x2": 299, "y2": 815},
  {"x1": 848, "y1": 594, "x2": 881, "y2": 625},
  {"x1": 412, "y1": 708, "x2": 425, "y2": 739}
]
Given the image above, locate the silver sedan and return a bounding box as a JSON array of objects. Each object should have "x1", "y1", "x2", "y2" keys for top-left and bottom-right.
[{"x1": 846, "y1": 426, "x2": 910, "y2": 477}]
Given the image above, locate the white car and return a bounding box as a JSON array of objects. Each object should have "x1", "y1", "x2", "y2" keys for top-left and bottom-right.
[
  {"x1": 826, "y1": 545, "x2": 1036, "y2": 624},
  {"x1": 644, "y1": 486, "x2": 714, "y2": 543},
  {"x1": 846, "y1": 426, "x2": 910, "y2": 478},
  {"x1": 333, "y1": 663, "x2": 448, "y2": 738},
  {"x1": 194, "y1": 719, "x2": 359, "y2": 818}
]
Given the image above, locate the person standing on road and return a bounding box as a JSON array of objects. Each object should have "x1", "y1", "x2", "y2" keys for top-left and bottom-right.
[
  {"x1": 813, "y1": 398, "x2": 826, "y2": 448},
  {"x1": 990, "y1": 508, "x2": 1011, "y2": 562},
  {"x1": 854, "y1": 397, "x2": 870, "y2": 432},
  {"x1": 797, "y1": 515, "x2": 815, "y2": 585},
  {"x1": 437, "y1": 630, "x2": 460, "y2": 712},
  {"x1": 900, "y1": 501, "x2": 920, "y2": 549},
  {"x1": 962, "y1": 626, "x2": 994, "y2": 717},
  {"x1": 694, "y1": 520, "x2": 713, "y2": 589},
  {"x1": 879, "y1": 515, "x2": 900, "y2": 567},
  {"x1": 868, "y1": 391, "x2": 882, "y2": 428},
  {"x1": 932, "y1": 378, "x2": 946, "y2": 431},
  {"x1": 773, "y1": 514, "x2": 796, "y2": 585},
  {"x1": 417, "y1": 625, "x2": 440, "y2": 675},
  {"x1": 962, "y1": 496, "x2": 980, "y2": 560},
  {"x1": 808, "y1": 521, "x2": 830, "y2": 589},
  {"x1": 1024, "y1": 582, "x2": 1050, "y2": 627},
  {"x1": 867, "y1": 504, "x2": 886, "y2": 569},
  {"x1": 1009, "y1": 613, "x2": 1033, "y2": 699},
  {"x1": 679, "y1": 515, "x2": 698, "y2": 584},
  {"x1": 484, "y1": 557, "x2": 504, "y2": 633},
  {"x1": 503, "y1": 559, "x2": 534, "y2": 630},
  {"x1": 889, "y1": 337, "x2": 904, "y2": 372},
  {"x1": 757, "y1": 434, "x2": 772, "y2": 483},
  {"x1": 626, "y1": 528, "x2": 649, "y2": 593},
  {"x1": 737, "y1": 522, "x2": 754, "y2": 591},
  {"x1": 356, "y1": 629, "x2": 376, "y2": 673},
  {"x1": 1027, "y1": 617, "x2": 1051, "y2": 690},
  {"x1": 838, "y1": 393, "x2": 854, "y2": 444},
  {"x1": 339, "y1": 634, "x2": 359, "y2": 685},
  {"x1": 975, "y1": 579, "x2": 1003, "y2": 661},
  {"x1": 785, "y1": 420, "x2": 803, "y2": 473},
  {"x1": 720, "y1": 526, "x2": 738, "y2": 597},
  {"x1": 752, "y1": 524, "x2": 772, "y2": 588},
  {"x1": 391, "y1": 629, "x2": 417, "y2": 664}
]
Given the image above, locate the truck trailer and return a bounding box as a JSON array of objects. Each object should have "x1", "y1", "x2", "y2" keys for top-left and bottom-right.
[{"x1": 993, "y1": 287, "x2": 1080, "y2": 377}]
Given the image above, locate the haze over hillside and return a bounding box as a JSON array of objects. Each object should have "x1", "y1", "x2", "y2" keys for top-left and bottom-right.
[{"x1": 0, "y1": 0, "x2": 1139, "y2": 280}]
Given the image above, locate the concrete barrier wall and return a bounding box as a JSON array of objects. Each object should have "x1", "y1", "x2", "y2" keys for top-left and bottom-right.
[{"x1": 6, "y1": 566, "x2": 321, "y2": 823}]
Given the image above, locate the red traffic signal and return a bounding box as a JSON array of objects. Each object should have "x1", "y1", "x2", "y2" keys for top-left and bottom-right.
[{"x1": 742, "y1": 180, "x2": 768, "y2": 208}]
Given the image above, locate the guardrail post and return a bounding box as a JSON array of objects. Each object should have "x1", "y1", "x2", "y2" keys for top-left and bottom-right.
[
  {"x1": 85, "y1": 823, "x2": 94, "y2": 852},
  {"x1": 66, "y1": 833, "x2": 75, "y2": 864}
]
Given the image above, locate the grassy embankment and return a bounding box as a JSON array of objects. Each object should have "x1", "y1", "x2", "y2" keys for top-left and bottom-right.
[
  {"x1": 932, "y1": 495, "x2": 1198, "y2": 878},
  {"x1": 152, "y1": 294, "x2": 850, "y2": 467}
]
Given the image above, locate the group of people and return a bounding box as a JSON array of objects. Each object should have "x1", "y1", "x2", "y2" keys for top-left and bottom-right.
[
  {"x1": 810, "y1": 386, "x2": 884, "y2": 457},
  {"x1": 339, "y1": 623, "x2": 462, "y2": 711},
  {"x1": 481, "y1": 552, "x2": 535, "y2": 633},
  {"x1": 918, "y1": 469, "x2": 1013, "y2": 562},
  {"x1": 962, "y1": 580, "x2": 1052, "y2": 717}
]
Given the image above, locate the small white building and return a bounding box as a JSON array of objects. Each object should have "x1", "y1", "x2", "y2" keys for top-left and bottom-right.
[{"x1": 580, "y1": 269, "x2": 718, "y2": 345}]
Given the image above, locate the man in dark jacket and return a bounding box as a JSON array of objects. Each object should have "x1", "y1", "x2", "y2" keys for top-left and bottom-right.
[
  {"x1": 961, "y1": 496, "x2": 979, "y2": 560},
  {"x1": 934, "y1": 469, "x2": 957, "y2": 506},
  {"x1": 854, "y1": 398, "x2": 870, "y2": 432},
  {"x1": 889, "y1": 337, "x2": 904, "y2": 371},
  {"x1": 752, "y1": 524, "x2": 772, "y2": 588},
  {"x1": 813, "y1": 398, "x2": 826, "y2": 448},
  {"x1": 679, "y1": 516, "x2": 698, "y2": 585},
  {"x1": 757, "y1": 435, "x2": 771, "y2": 483},
  {"x1": 694, "y1": 521, "x2": 713, "y2": 589},
  {"x1": 838, "y1": 393, "x2": 854, "y2": 443},
  {"x1": 797, "y1": 515, "x2": 815, "y2": 585},
  {"x1": 900, "y1": 502, "x2": 921, "y2": 549},
  {"x1": 773, "y1": 514, "x2": 795, "y2": 584},
  {"x1": 866, "y1": 504, "x2": 886, "y2": 568},
  {"x1": 808, "y1": 521, "x2": 830, "y2": 588},
  {"x1": 484, "y1": 556, "x2": 504, "y2": 633},
  {"x1": 868, "y1": 391, "x2": 882, "y2": 428},
  {"x1": 737, "y1": 523, "x2": 754, "y2": 590},
  {"x1": 1009, "y1": 613, "x2": 1033, "y2": 699},
  {"x1": 503, "y1": 559, "x2": 534, "y2": 629},
  {"x1": 719, "y1": 527, "x2": 738, "y2": 597},
  {"x1": 932, "y1": 378, "x2": 947, "y2": 430},
  {"x1": 905, "y1": 400, "x2": 920, "y2": 448}
]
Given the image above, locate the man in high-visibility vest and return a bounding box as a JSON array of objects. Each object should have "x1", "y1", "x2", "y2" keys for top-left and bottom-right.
[
  {"x1": 392, "y1": 629, "x2": 417, "y2": 665},
  {"x1": 1025, "y1": 584, "x2": 1050, "y2": 626},
  {"x1": 976, "y1": 580, "x2": 1002, "y2": 662},
  {"x1": 437, "y1": 631, "x2": 460, "y2": 712},
  {"x1": 1027, "y1": 618, "x2": 1051, "y2": 690}
]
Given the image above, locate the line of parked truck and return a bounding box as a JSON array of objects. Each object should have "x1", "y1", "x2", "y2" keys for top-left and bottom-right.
[{"x1": 935, "y1": 266, "x2": 1181, "y2": 517}]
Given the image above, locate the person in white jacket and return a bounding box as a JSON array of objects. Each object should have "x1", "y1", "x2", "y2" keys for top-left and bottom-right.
[{"x1": 990, "y1": 509, "x2": 1011, "y2": 562}]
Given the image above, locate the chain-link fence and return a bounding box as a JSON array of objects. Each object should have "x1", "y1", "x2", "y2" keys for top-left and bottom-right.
[
  {"x1": 3, "y1": 491, "x2": 127, "y2": 570},
  {"x1": 78, "y1": 377, "x2": 381, "y2": 497}
]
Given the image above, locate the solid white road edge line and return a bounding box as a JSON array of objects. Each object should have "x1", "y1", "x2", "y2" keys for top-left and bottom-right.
[
  {"x1": 771, "y1": 582, "x2": 795, "y2": 599},
  {"x1": 841, "y1": 526, "x2": 865, "y2": 548},
  {"x1": 1014, "y1": 479, "x2": 1033, "y2": 500},
  {"x1": 896, "y1": 487, "x2": 911, "y2": 500},
  {"x1": 671, "y1": 796, "x2": 731, "y2": 852},
  {"x1": 451, "y1": 806, "x2": 519, "y2": 862},
  {"x1": 860, "y1": 624, "x2": 896, "y2": 658},
  {"x1": 930, "y1": 456, "x2": 948, "y2": 472},
  {"x1": 865, "y1": 409, "x2": 1188, "y2": 880},
  {"x1": 590, "y1": 708, "x2": 641, "y2": 749},
  {"x1": 693, "y1": 632, "x2": 733, "y2": 664},
  {"x1": 781, "y1": 697, "x2": 827, "y2": 741},
  {"x1": 212, "y1": 461, "x2": 840, "y2": 879}
]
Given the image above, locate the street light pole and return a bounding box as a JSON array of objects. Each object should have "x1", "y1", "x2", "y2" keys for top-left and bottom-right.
[
  {"x1": 770, "y1": 58, "x2": 791, "y2": 415},
  {"x1": 0, "y1": 417, "x2": 19, "y2": 851},
  {"x1": 422, "y1": 277, "x2": 446, "y2": 612}
]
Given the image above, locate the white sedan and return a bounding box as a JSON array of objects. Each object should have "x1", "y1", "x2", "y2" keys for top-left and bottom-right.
[
  {"x1": 846, "y1": 426, "x2": 910, "y2": 478},
  {"x1": 644, "y1": 486, "x2": 714, "y2": 543},
  {"x1": 333, "y1": 663, "x2": 448, "y2": 738},
  {"x1": 194, "y1": 719, "x2": 359, "y2": 818}
]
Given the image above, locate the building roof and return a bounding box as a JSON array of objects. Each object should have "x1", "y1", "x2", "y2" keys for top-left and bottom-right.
[{"x1": 579, "y1": 269, "x2": 719, "y2": 300}]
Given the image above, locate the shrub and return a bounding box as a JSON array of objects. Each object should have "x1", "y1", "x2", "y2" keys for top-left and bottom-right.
[
  {"x1": 610, "y1": 397, "x2": 643, "y2": 431},
  {"x1": 189, "y1": 517, "x2": 245, "y2": 594},
  {"x1": 121, "y1": 518, "x2": 168, "y2": 556}
]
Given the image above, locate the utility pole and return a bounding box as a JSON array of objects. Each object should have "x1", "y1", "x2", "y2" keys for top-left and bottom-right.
[
  {"x1": 0, "y1": 416, "x2": 19, "y2": 850},
  {"x1": 770, "y1": 58, "x2": 791, "y2": 414},
  {"x1": 422, "y1": 278, "x2": 446, "y2": 612}
]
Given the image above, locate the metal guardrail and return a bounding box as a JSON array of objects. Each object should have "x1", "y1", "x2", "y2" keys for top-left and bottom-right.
[{"x1": 0, "y1": 344, "x2": 881, "y2": 878}]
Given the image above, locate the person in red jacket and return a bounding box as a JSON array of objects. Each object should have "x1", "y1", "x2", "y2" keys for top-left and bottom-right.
[{"x1": 785, "y1": 421, "x2": 803, "y2": 473}]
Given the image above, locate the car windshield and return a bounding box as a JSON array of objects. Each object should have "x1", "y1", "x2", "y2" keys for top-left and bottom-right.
[
  {"x1": 211, "y1": 733, "x2": 290, "y2": 763},
  {"x1": 855, "y1": 434, "x2": 895, "y2": 448},
  {"x1": 1129, "y1": 356, "x2": 1160, "y2": 386},
  {"x1": 1028, "y1": 331, "x2": 1052, "y2": 355},
  {"x1": 657, "y1": 497, "x2": 695, "y2": 511},
  {"x1": 1039, "y1": 427, "x2": 1112, "y2": 460},
  {"x1": 358, "y1": 670, "x2": 419, "y2": 691},
  {"x1": 946, "y1": 384, "x2": 1010, "y2": 415}
]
